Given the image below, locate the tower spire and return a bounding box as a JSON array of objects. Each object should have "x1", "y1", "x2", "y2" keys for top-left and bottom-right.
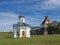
[{"x1": 41, "y1": 16, "x2": 51, "y2": 25}]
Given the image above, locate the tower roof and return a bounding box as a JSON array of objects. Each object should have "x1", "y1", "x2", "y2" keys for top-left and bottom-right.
[
  {"x1": 41, "y1": 16, "x2": 51, "y2": 25},
  {"x1": 19, "y1": 15, "x2": 25, "y2": 18}
]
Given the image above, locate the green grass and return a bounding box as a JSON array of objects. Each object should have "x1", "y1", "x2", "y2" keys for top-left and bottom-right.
[
  {"x1": 0, "y1": 32, "x2": 13, "y2": 37},
  {"x1": 0, "y1": 32, "x2": 60, "y2": 45}
]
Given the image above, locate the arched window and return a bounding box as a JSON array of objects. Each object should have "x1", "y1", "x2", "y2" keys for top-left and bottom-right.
[{"x1": 22, "y1": 19, "x2": 23, "y2": 22}]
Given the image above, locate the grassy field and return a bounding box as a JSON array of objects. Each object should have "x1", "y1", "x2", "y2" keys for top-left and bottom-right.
[
  {"x1": 0, "y1": 32, "x2": 13, "y2": 38},
  {"x1": 0, "y1": 32, "x2": 60, "y2": 45}
]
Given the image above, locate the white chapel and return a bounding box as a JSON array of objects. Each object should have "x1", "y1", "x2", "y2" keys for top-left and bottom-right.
[{"x1": 13, "y1": 15, "x2": 31, "y2": 38}]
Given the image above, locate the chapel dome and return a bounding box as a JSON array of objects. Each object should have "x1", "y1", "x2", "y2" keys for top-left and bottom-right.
[{"x1": 19, "y1": 15, "x2": 25, "y2": 18}]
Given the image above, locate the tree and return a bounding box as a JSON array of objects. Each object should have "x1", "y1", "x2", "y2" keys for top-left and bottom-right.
[
  {"x1": 47, "y1": 23, "x2": 58, "y2": 34},
  {"x1": 56, "y1": 22, "x2": 60, "y2": 34},
  {"x1": 47, "y1": 22, "x2": 60, "y2": 34}
]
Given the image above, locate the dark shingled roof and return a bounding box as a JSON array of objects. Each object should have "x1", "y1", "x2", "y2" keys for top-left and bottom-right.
[{"x1": 13, "y1": 22, "x2": 30, "y2": 27}]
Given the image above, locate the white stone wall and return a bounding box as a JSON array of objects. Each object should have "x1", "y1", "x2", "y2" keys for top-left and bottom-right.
[
  {"x1": 13, "y1": 27, "x2": 20, "y2": 38},
  {"x1": 26, "y1": 27, "x2": 31, "y2": 37},
  {"x1": 20, "y1": 27, "x2": 31, "y2": 38},
  {"x1": 13, "y1": 26, "x2": 31, "y2": 38},
  {"x1": 20, "y1": 28, "x2": 26, "y2": 38},
  {"x1": 13, "y1": 27, "x2": 17, "y2": 38}
]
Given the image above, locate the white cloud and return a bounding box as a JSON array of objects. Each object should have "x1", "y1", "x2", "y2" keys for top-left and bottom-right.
[
  {"x1": 25, "y1": 12, "x2": 45, "y2": 26},
  {"x1": 0, "y1": 12, "x2": 18, "y2": 31},
  {"x1": 25, "y1": 0, "x2": 60, "y2": 10},
  {"x1": 40, "y1": 0, "x2": 60, "y2": 9},
  {"x1": 0, "y1": 0, "x2": 60, "y2": 11}
]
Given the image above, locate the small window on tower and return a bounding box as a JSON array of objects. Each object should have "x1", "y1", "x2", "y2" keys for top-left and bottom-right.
[{"x1": 22, "y1": 19, "x2": 23, "y2": 21}]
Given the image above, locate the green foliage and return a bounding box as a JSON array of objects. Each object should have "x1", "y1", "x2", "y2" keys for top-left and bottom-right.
[
  {"x1": 47, "y1": 23, "x2": 60, "y2": 34},
  {"x1": 57, "y1": 23, "x2": 60, "y2": 29}
]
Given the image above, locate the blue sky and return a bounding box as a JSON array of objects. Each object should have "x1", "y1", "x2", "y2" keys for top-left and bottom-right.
[{"x1": 0, "y1": 0, "x2": 60, "y2": 32}]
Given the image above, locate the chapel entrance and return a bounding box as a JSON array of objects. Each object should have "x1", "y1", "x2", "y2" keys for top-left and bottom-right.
[{"x1": 22, "y1": 31, "x2": 25, "y2": 37}]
